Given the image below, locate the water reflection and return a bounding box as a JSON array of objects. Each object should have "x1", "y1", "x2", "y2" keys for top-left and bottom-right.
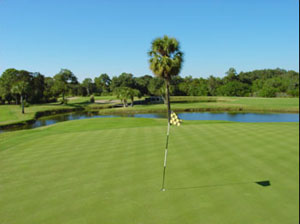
[{"x1": 177, "y1": 112, "x2": 299, "y2": 122}]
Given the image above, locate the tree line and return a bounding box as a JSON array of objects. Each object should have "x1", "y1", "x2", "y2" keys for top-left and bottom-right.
[{"x1": 0, "y1": 67, "x2": 298, "y2": 106}]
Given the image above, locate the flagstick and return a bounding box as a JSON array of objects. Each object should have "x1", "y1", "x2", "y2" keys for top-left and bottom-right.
[
  {"x1": 162, "y1": 82, "x2": 171, "y2": 192},
  {"x1": 161, "y1": 120, "x2": 170, "y2": 191}
]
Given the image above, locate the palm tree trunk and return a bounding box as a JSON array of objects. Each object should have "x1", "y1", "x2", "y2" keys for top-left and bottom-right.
[
  {"x1": 21, "y1": 94, "x2": 24, "y2": 114},
  {"x1": 165, "y1": 80, "x2": 171, "y2": 122},
  {"x1": 131, "y1": 96, "x2": 134, "y2": 107}
]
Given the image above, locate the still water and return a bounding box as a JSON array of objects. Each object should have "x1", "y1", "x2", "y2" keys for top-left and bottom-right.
[{"x1": 0, "y1": 111, "x2": 298, "y2": 133}]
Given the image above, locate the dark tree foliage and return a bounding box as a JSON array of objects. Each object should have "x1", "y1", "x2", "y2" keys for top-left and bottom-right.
[
  {"x1": 94, "y1": 73, "x2": 111, "y2": 95},
  {"x1": 147, "y1": 77, "x2": 165, "y2": 96},
  {"x1": 0, "y1": 68, "x2": 79, "y2": 105},
  {"x1": 0, "y1": 68, "x2": 298, "y2": 106},
  {"x1": 28, "y1": 72, "x2": 45, "y2": 103},
  {"x1": 110, "y1": 73, "x2": 135, "y2": 91},
  {"x1": 43, "y1": 77, "x2": 56, "y2": 102},
  {"x1": 0, "y1": 68, "x2": 20, "y2": 104},
  {"x1": 218, "y1": 81, "x2": 251, "y2": 97},
  {"x1": 82, "y1": 78, "x2": 96, "y2": 96},
  {"x1": 134, "y1": 75, "x2": 153, "y2": 96},
  {"x1": 52, "y1": 69, "x2": 78, "y2": 101},
  {"x1": 207, "y1": 75, "x2": 223, "y2": 96}
]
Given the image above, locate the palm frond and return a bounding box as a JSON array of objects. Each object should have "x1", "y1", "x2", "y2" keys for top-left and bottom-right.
[{"x1": 148, "y1": 35, "x2": 183, "y2": 80}]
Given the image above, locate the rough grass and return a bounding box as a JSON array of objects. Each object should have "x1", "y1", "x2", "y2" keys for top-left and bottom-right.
[
  {"x1": 0, "y1": 104, "x2": 73, "y2": 125},
  {"x1": 100, "y1": 96, "x2": 300, "y2": 114},
  {"x1": 0, "y1": 96, "x2": 118, "y2": 126},
  {"x1": 0, "y1": 118, "x2": 298, "y2": 224}
]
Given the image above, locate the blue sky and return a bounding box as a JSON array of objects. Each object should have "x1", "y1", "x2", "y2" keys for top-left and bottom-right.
[{"x1": 0, "y1": 0, "x2": 299, "y2": 81}]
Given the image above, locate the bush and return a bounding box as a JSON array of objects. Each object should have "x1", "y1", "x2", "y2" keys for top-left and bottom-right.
[
  {"x1": 49, "y1": 97, "x2": 57, "y2": 103},
  {"x1": 59, "y1": 98, "x2": 68, "y2": 105},
  {"x1": 20, "y1": 101, "x2": 30, "y2": 107},
  {"x1": 0, "y1": 96, "x2": 4, "y2": 104},
  {"x1": 258, "y1": 87, "x2": 277, "y2": 97},
  {"x1": 90, "y1": 95, "x2": 95, "y2": 103},
  {"x1": 287, "y1": 89, "x2": 299, "y2": 97},
  {"x1": 24, "y1": 101, "x2": 30, "y2": 107},
  {"x1": 276, "y1": 92, "x2": 289, "y2": 97}
]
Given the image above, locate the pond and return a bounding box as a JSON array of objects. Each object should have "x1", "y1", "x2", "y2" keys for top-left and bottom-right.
[{"x1": 0, "y1": 111, "x2": 298, "y2": 133}]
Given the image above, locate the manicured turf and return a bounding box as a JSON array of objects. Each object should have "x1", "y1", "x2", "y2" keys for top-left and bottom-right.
[{"x1": 0, "y1": 118, "x2": 298, "y2": 223}]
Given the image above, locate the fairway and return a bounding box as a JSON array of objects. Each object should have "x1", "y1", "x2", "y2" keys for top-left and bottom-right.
[{"x1": 0, "y1": 118, "x2": 299, "y2": 223}]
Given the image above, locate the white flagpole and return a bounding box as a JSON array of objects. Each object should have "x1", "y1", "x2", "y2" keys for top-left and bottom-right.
[{"x1": 161, "y1": 120, "x2": 170, "y2": 191}]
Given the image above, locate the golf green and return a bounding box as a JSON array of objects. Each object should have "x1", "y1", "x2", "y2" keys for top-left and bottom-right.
[{"x1": 0, "y1": 118, "x2": 299, "y2": 223}]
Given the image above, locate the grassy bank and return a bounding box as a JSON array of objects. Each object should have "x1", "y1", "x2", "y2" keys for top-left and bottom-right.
[
  {"x1": 0, "y1": 104, "x2": 75, "y2": 126},
  {"x1": 99, "y1": 96, "x2": 299, "y2": 114},
  {"x1": 0, "y1": 118, "x2": 298, "y2": 223},
  {"x1": 0, "y1": 96, "x2": 119, "y2": 127},
  {"x1": 0, "y1": 96, "x2": 298, "y2": 127}
]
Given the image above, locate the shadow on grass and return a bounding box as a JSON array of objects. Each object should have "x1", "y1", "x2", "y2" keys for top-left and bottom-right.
[
  {"x1": 39, "y1": 102, "x2": 89, "y2": 108},
  {"x1": 167, "y1": 180, "x2": 271, "y2": 191},
  {"x1": 170, "y1": 100, "x2": 217, "y2": 104}
]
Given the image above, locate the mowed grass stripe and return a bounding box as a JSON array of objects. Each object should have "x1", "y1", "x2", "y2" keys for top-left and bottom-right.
[
  {"x1": 166, "y1": 123, "x2": 298, "y2": 223},
  {"x1": 0, "y1": 118, "x2": 299, "y2": 224}
]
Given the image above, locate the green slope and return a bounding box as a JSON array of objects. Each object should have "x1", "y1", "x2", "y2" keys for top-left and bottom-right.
[{"x1": 0, "y1": 118, "x2": 299, "y2": 224}]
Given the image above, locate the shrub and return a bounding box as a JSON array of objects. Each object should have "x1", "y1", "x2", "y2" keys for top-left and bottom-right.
[
  {"x1": 258, "y1": 87, "x2": 277, "y2": 97},
  {"x1": 24, "y1": 101, "x2": 30, "y2": 107},
  {"x1": 276, "y1": 92, "x2": 289, "y2": 97},
  {"x1": 20, "y1": 101, "x2": 30, "y2": 107},
  {"x1": 90, "y1": 95, "x2": 95, "y2": 103},
  {"x1": 287, "y1": 89, "x2": 299, "y2": 97},
  {"x1": 60, "y1": 98, "x2": 68, "y2": 105}
]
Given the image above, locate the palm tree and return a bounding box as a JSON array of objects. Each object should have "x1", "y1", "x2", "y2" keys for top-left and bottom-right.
[
  {"x1": 148, "y1": 35, "x2": 183, "y2": 191},
  {"x1": 148, "y1": 35, "x2": 183, "y2": 122},
  {"x1": 114, "y1": 87, "x2": 129, "y2": 107},
  {"x1": 115, "y1": 87, "x2": 142, "y2": 107},
  {"x1": 11, "y1": 80, "x2": 29, "y2": 114},
  {"x1": 127, "y1": 88, "x2": 141, "y2": 107}
]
